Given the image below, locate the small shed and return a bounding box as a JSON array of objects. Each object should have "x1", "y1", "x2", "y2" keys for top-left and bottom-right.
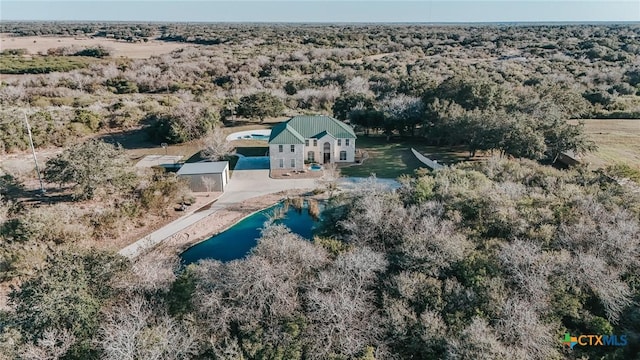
[{"x1": 177, "y1": 161, "x2": 229, "y2": 192}]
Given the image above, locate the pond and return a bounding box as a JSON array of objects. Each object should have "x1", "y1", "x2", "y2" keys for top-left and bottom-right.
[{"x1": 181, "y1": 202, "x2": 320, "y2": 265}]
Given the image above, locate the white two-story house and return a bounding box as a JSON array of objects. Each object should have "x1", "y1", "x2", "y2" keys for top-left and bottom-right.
[{"x1": 268, "y1": 115, "x2": 357, "y2": 171}]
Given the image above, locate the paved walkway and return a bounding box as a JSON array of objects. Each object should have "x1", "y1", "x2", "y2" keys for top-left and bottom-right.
[
  {"x1": 119, "y1": 155, "x2": 401, "y2": 258},
  {"x1": 119, "y1": 157, "x2": 316, "y2": 258}
]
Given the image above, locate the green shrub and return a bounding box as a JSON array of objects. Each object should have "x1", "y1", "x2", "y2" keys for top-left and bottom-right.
[
  {"x1": 605, "y1": 163, "x2": 640, "y2": 183},
  {"x1": 109, "y1": 106, "x2": 144, "y2": 128},
  {"x1": 9, "y1": 249, "x2": 129, "y2": 357},
  {"x1": 105, "y1": 77, "x2": 139, "y2": 94},
  {"x1": 0, "y1": 55, "x2": 92, "y2": 74},
  {"x1": 73, "y1": 46, "x2": 110, "y2": 58},
  {"x1": 167, "y1": 268, "x2": 197, "y2": 316},
  {"x1": 146, "y1": 106, "x2": 219, "y2": 144},
  {"x1": 0, "y1": 110, "x2": 81, "y2": 153},
  {"x1": 73, "y1": 109, "x2": 102, "y2": 131},
  {"x1": 0, "y1": 48, "x2": 27, "y2": 56},
  {"x1": 313, "y1": 236, "x2": 351, "y2": 257},
  {"x1": 1, "y1": 205, "x2": 90, "y2": 244},
  {"x1": 139, "y1": 173, "x2": 189, "y2": 214},
  {"x1": 236, "y1": 92, "x2": 285, "y2": 122},
  {"x1": 44, "y1": 139, "x2": 137, "y2": 200}
]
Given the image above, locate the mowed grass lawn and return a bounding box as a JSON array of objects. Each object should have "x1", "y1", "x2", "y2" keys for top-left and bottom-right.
[
  {"x1": 340, "y1": 136, "x2": 472, "y2": 179},
  {"x1": 570, "y1": 119, "x2": 640, "y2": 168},
  {"x1": 117, "y1": 123, "x2": 272, "y2": 162}
]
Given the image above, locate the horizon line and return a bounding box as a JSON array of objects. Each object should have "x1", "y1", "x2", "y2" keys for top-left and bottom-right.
[{"x1": 3, "y1": 20, "x2": 640, "y2": 25}]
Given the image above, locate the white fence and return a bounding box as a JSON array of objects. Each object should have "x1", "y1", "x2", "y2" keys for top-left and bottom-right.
[{"x1": 411, "y1": 148, "x2": 444, "y2": 170}]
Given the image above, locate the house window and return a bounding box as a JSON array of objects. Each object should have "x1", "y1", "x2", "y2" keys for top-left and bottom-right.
[
  {"x1": 307, "y1": 151, "x2": 315, "y2": 162},
  {"x1": 278, "y1": 145, "x2": 283, "y2": 153},
  {"x1": 290, "y1": 145, "x2": 295, "y2": 152},
  {"x1": 337, "y1": 139, "x2": 342, "y2": 146},
  {"x1": 346, "y1": 139, "x2": 350, "y2": 146},
  {"x1": 313, "y1": 139, "x2": 317, "y2": 147},
  {"x1": 291, "y1": 158, "x2": 296, "y2": 168},
  {"x1": 340, "y1": 151, "x2": 347, "y2": 161},
  {"x1": 279, "y1": 159, "x2": 284, "y2": 168},
  {"x1": 305, "y1": 139, "x2": 309, "y2": 146}
]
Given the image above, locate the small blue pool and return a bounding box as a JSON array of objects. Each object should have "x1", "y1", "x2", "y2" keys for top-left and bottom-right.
[
  {"x1": 181, "y1": 202, "x2": 320, "y2": 265},
  {"x1": 310, "y1": 164, "x2": 323, "y2": 171}
]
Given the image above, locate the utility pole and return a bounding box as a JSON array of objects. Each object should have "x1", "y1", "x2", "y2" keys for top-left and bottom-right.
[{"x1": 23, "y1": 111, "x2": 46, "y2": 195}]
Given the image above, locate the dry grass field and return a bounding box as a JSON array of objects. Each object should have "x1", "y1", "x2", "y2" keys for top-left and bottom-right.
[
  {"x1": 571, "y1": 119, "x2": 640, "y2": 168},
  {"x1": 0, "y1": 34, "x2": 190, "y2": 58}
]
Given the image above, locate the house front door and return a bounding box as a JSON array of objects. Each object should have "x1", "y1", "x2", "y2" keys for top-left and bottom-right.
[{"x1": 323, "y1": 142, "x2": 331, "y2": 163}]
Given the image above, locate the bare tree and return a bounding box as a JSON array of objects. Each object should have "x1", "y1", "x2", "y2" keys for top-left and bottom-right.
[
  {"x1": 447, "y1": 317, "x2": 508, "y2": 360},
  {"x1": 115, "y1": 251, "x2": 179, "y2": 294},
  {"x1": 201, "y1": 127, "x2": 233, "y2": 161},
  {"x1": 498, "y1": 239, "x2": 553, "y2": 312},
  {"x1": 99, "y1": 296, "x2": 199, "y2": 360},
  {"x1": 495, "y1": 297, "x2": 558, "y2": 360},
  {"x1": 337, "y1": 186, "x2": 407, "y2": 249},
  {"x1": 317, "y1": 163, "x2": 341, "y2": 197},
  {"x1": 344, "y1": 76, "x2": 372, "y2": 95},
  {"x1": 380, "y1": 94, "x2": 424, "y2": 136},
  {"x1": 419, "y1": 310, "x2": 448, "y2": 349},
  {"x1": 256, "y1": 224, "x2": 328, "y2": 277},
  {"x1": 190, "y1": 228, "x2": 328, "y2": 354},
  {"x1": 19, "y1": 328, "x2": 75, "y2": 360},
  {"x1": 574, "y1": 253, "x2": 632, "y2": 322},
  {"x1": 398, "y1": 207, "x2": 471, "y2": 277},
  {"x1": 200, "y1": 176, "x2": 217, "y2": 193},
  {"x1": 303, "y1": 247, "x2": 387, "y2": 359},
  {"x1": 556, "y1": 198, "x2": 637, "y2": 322}
]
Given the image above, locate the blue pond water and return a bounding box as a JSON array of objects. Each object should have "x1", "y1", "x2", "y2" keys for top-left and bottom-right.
[{"x1": 181, "y1": 203, "x2": 319, "y2": 265}]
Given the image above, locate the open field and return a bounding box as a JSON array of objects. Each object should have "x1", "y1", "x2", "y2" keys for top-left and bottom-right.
[
  {"x1": 0, "y1": 34, "x2": 190, "y2": 58},
  {"x1": 340, "y1": 136, "x2": 475, "y2": 178},
  {"x1": 571, "y1": 119, "x2": 640, "y2": 168}
]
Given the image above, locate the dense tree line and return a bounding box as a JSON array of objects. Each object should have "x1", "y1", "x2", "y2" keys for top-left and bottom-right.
[
  {"x1": 331, "y1": 77, "x2": 595, "y2": 162},
  {"x1": 1, "y1": 158, "x2": 638, "y2": 359},
  {"x1": 1, "y1": 23, "x2": 640, "y2": 156},
  {"x1": 0, "y1": 22, "x2": 155, "y2": 40}
]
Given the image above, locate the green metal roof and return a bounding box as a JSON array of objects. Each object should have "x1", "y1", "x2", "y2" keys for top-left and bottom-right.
[
  {"x1": 268, "y1": 115, "x2": 356, "y2": 145},
  {"x1": 312, "y1": 130, "x2": 334, "y2": 139},
  {"x1": 268, "y1": 122, "x2": 305, "y2": 144}
]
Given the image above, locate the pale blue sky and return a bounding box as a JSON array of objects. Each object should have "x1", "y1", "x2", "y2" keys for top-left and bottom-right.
[{"x1": 1, "y1": 1, "x2": 638, "y2": 23}]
